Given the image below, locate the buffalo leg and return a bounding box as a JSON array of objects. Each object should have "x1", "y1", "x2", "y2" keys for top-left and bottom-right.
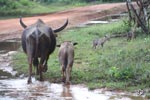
[
  {"x1": 26, "y1": 36, "x2": 35, "y2": 84},
  {"x1": 43, "y1": 55, "x2": 49, "y2": 72},
  {"x1": 66, "y1": 66, "x2": 71, "y2": 84},
  {"x1": 28, "y1": 57, "x2": 33, "y2": 84},
  {"x1": 33, "y1": 58, "x2": 39, "y2": 75},
  {"x1": 39, "y1": 56, "x2": 46, "y2": 81},
  {"x1": 39, "y1": 64, "x2": 44, "y2": 81},
  {"x1": 61, "y1": 65, "x2": 66, "y2": 83}
]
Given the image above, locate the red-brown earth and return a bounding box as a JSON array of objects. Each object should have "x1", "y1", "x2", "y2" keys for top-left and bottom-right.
[{"x1": 0, "y1": 2, "x2": 128, "y2": 41}]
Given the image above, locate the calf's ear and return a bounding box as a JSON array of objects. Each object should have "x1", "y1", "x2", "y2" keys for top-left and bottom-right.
[
  {"x1": 73, "y1": 42, "x2": 78, "y2": 46},
  {"x1": 56, "y1": 44, "x2": 61, "y2": 47}
]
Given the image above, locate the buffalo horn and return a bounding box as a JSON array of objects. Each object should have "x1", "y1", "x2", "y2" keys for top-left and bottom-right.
[
  {"x1": 53, "y1": 19, "x2": 68, "y2": 33},
  {"x1": 19, "y1": 17, "x2": 27, "y2": 29}
]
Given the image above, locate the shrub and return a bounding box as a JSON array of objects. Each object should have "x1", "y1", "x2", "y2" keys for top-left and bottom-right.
[
  {"x1": 108, "y1": 66, "x2": 135, "y2": 81},
  {"x1": 0, "y1": 0, "x2": 33, "y2": 16}
]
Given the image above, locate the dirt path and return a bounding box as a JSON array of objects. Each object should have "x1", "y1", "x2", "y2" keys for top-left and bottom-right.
[{"x1": 0, "y1": 2, "x2": 127, "y2": 41}]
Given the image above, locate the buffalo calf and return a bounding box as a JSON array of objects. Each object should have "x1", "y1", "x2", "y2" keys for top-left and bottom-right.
[{"x1": 57, "y1": 41, "x2": 77, "y2": 84}]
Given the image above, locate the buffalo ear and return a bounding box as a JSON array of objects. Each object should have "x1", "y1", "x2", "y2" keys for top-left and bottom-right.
[
  {"x1": 56, "y1": 44, "x2": 61, "y2": 47},
  {"x1": 73, "y1": 42, "x2": 78, "y2": 46}
]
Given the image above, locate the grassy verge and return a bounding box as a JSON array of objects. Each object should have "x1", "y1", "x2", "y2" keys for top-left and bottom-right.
[
  {"x1": 12, "y1": 18, "x2": 150, "y2": 92},
  {"x1": 0, "y1": 1, "x2": 87, "y2": 19},
  {"x1": 0, "y1": 0, "x2": 122, "y2": 19}
]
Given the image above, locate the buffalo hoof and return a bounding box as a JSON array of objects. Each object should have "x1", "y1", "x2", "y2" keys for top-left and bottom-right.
[
  {"x1": 62, "y1": 77, "x2": 66, "y2": 83},
  {"x1": 27, "y1": 79, "x2": 32, "y2": 84},
  {"x1": 43, "y1": 65, "x2": 48, "y2": 72},
  {"x1": 39, "y1": 78, "x2": 44, "y2": 82},
  {"x1": 36, "y1": 71, "x2": 39, "y2": 75},
  {"x1": 65, "y1": 81, "x2": 71, "y2": 85},
  {"x1": 42, "y1": 69, "x2": 47, "y2": 72}
]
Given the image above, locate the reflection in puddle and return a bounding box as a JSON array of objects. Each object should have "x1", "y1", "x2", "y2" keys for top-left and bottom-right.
[
  {"x1": 61, "y1": 85, "x2": 73, "y2": 100},
  {"x1": 0, "y1": 78, "x2": 109, "y2": 100},
  {"x1": 0, "y1": 78, "x2": 146, "y2": 100},
  {"x1": 78, "y1": 14, "x2": 127, "y2": 27}
]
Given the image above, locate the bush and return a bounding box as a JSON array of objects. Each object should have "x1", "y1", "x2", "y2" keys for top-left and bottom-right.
[
  {"x1": 0, "y1": 0, "x2": 33, "y2": 16},
  {"x1": 0, "y1": 0, "x2": 31, "y2": 10},
  {"x1": 108, "y1": 66, "x2": 135, "y2": 81},
  {"x1": 35, "y1": 0, "x2": 123, "y2": 3}
]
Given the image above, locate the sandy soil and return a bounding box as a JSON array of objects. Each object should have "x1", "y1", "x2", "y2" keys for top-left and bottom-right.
[{"x1": 0, "y1": 2, "x2": 128, "y2": 41}]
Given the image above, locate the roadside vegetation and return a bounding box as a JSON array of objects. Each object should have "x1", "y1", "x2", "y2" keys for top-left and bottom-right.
[
  {"x1": 0, "y1": 0, "x2": 122, "y2": 19},
  {"x1": 12, "y1": 17, "x2": 150, "y2": 92},
  {"x1": 0, "y1": 0, "x2": 84, "y2": 19}
]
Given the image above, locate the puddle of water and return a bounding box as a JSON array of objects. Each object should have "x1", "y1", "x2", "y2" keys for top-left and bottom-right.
[
  {"x1": 78, "y1": 13, "x2": 127, "y2": 27},
  {"x1": 0, "y1": 78, "x2": 146, "y2": 100},
  {"x1": 0, "y1": 39, "x2": 20, "y2": 78},
  {"x1": 0, "y1": 39, "x2": 21, "y2": 54},
  {"x1": 0, "y1": 78, "x2": 109, "y2": 100},
  {"x1": 0, "y1": 70, "x2": 12, "y2": 79},
  {"x1": 94, "y1": 89, "x2": 145, "y2": 100},
  {"x1": 95, "y1": 14, "x2": 127, "y2": 21},
  {"x1": 0, "y1": 51, "x2": 17, "y2": 79}
]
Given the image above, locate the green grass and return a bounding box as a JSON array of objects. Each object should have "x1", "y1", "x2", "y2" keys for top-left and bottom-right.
[
  {"x1": 12, "y1": 19, "x2": 150, "y2": 91},
  {"x1": 27, "y1": 2, "x2": 87, "y2": 15},
  {"x1": 0, "y1": 2, "x2": 87, "y2": 19}
]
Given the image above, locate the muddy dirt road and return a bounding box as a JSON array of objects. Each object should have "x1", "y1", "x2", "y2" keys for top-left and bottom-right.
[{"x1": 0, "y1": 2, "x2": 127, "y2": 41}]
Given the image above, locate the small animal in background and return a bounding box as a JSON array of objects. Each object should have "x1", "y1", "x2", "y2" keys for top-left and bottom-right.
[
  {"x1": 57, "y1": 41, "x2": 78, "y2": 84},
  {"x1": 127, "y1": 31, "x2": 133, "y2": 41},
  {"x1": 92, "y1": 35, "x2": 110, "y2": 49}
]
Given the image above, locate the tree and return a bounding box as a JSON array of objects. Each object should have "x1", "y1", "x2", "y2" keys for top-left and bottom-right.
[{"x1": 126, "y1": 0, "x2": 150, "y2": 34}]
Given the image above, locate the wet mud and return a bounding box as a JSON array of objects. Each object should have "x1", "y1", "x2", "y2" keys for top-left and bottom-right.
[
  {"x1": 80, "y1": 13, "x2": 127, "y2": 27},
  {"x1": 0, "y1": 38, "x2": 20, "y2": 54},
  {"x1": 0, "y1": 39, "x2": 147, "y2": 100}
]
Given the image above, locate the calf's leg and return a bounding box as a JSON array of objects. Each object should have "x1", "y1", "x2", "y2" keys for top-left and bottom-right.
[
  {"x1": 61, "y1": 65, "x2": 66, "y2": 83},
  {"x1": 65, "y1": 66, "x2": 71, "y2": 84}
]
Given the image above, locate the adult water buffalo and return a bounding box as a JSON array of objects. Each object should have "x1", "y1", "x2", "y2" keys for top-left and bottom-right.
[
  {"x1": 19, "y1": 17, "x2": 68, "y2": 84},
  {"x1": 57, "y1": 41, "x2": 77, "y2": 84}
]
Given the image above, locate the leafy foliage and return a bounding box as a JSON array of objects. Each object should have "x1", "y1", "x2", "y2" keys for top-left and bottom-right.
[
  {"x1": 0, "y1": 0, "x2": 33, "y2": 16},
  {"x1": 35, "y1": 0, "x2": 123, "y2": 3},
  {"x1": 0, "y1": 0, "x2": 124, "y2": 17},
  {"x1": 0, "y1": 0, "x2": 32, "y2": 10}
]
